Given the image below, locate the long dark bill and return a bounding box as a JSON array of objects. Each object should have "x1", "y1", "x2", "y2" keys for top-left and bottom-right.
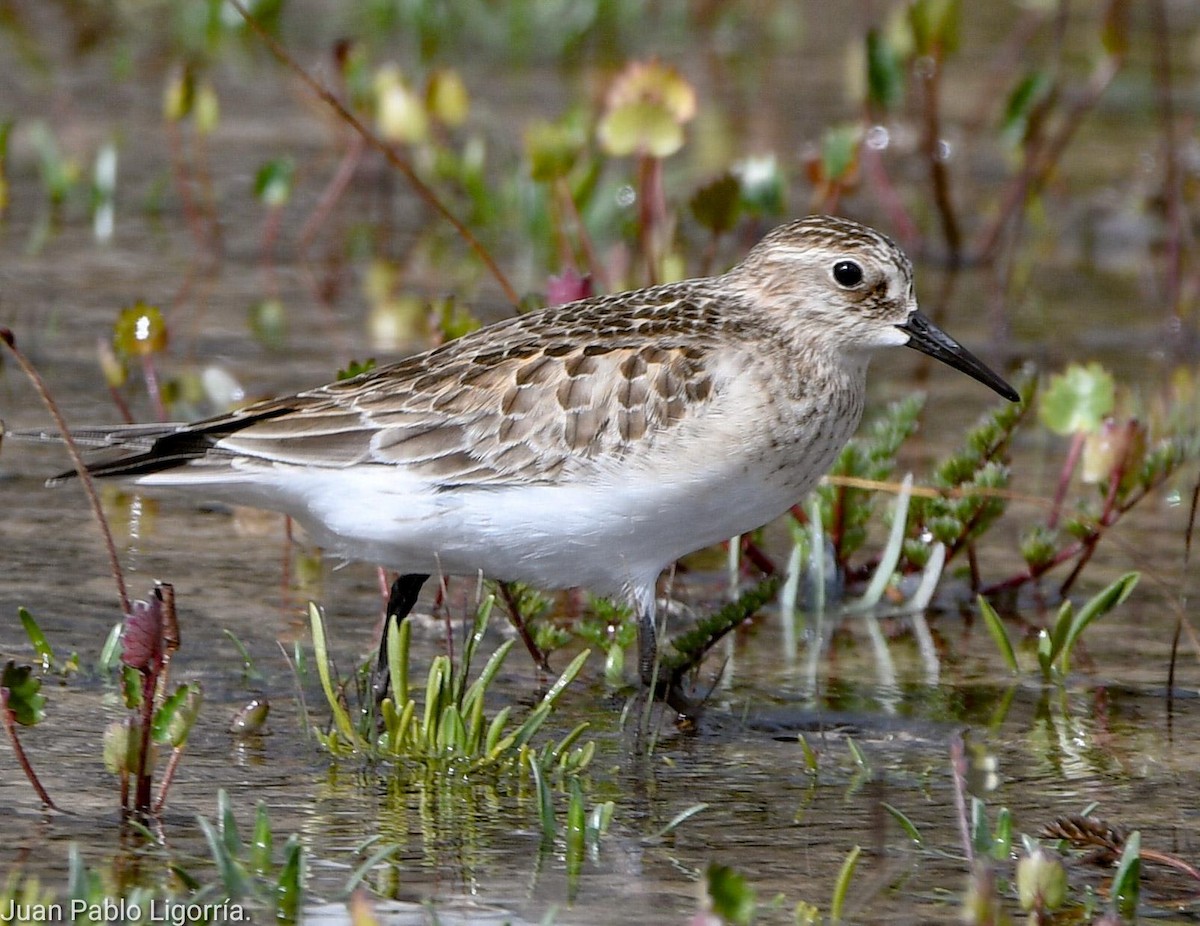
[{"x1": 899, "y1": 311, "x2": 1019, "y2": 402}]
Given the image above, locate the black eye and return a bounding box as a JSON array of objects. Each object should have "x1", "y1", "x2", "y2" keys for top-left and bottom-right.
[{"x1": 832, "y1": 260, "x2": 864, "y2": 288}]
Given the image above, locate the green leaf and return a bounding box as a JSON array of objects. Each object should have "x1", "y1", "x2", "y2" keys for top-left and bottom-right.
[
  {"x1": 112, "y1": 302, "x2": 168, "y2": 357},
  {"x1": 307, "y1": 603, "x2": 360, "y2": 747},
  {"x1": 218, "y1": 788, "x2": 242, "y2": 856},
  {"x1": 644, "y1": 803, "x2": 708, "y2": 842},
  {"x1": 525, "y1": 115, "x2": 586, "y2": 182},
  {"x1": 909, "y1": 0, "x2": 961, "y2": 56},
  {"x1": 705, "y1": 863, "x2": 756, "y2": 926},
  {"x1": 251, "y1": 802, "x2": 273, "y2": 875},
  {"x1": 336, "y1": 358, "x2": 376, "y2": 381},
  {"x1": 254, "y1": 157, "x2": 294, "y2": 207},
  {"x1": 18, "y1": 607, "x2": 54, "y2": 669},
  {"x1": 530, "y1": 759, "x2": 556, "y2": 845},
  {"x1": 248, "y1": 298, "x2": 287, "y2": 351},
  {"x1": 598, "y1": 101, "x2": 683, "y2": 158},
  {"x1": 978, "y1": 596, "x2": 1020, "y2": 674},
  {"x1": 830, "y1": 845, "x2": 862, "y2": 922},
  {"x1": 820, "y1": 124, "x2": 860, "y2": 182},
  {"x1": 98, "y1": 622, "x2": 123, "y2": 674},
  {"x1": 275, "y1": 834, "x2": 303, "y2": 920},
  {"x1": 566, "y1": 778, "x2": 586, "y2": 890},
  {"x1": 103, "y1": 721, "x2": 131, "y2": 774},
  {"x1": 1111, "y1": 830, "x2": 1140, "y2": 918},
  {"x1": 733, "y1": 154, "x2": 785, "y2": 216},
  {"x1": 689, "y1": 172, "x2": 741, "y2": 235},
  {"x1": 882, "y1": 803, "x2": 922, "y2": 845},
  {"x1": 1, "y1": 661, "x2": 46, "y2": 726},
  {"x1": 1058, "y1": 572, "x2": 1139, "y2": 675},
  {"x1": 1038, "y1": 362, "x2": 1115, "y2": 436},
  {"x1": 152, "y1": 682, "x2": 203, "y2": 747},
  {"x1": 197, "y1": 812, "x2": 252, "y2": 899},
  {"x1": 1001, "y1": 70, "x2": 1052, "y2": 146},
  {"x1": 866, "y1": 28, "x2": 904, "y2": 110}
]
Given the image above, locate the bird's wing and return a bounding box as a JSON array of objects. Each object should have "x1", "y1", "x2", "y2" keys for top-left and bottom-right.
[{"x1": 72, "y1": 285, "x2": 732, "y2": 488}]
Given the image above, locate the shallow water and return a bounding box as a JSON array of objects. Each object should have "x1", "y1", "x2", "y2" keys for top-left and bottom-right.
[{"x1": 2, "y1": 4, "x2": 1199, "y2": 924}]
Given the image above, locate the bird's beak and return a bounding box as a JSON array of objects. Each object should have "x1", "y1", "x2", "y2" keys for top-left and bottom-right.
[{"x1": 898, "y1": 311, "x2": 1019, "y2": 402}]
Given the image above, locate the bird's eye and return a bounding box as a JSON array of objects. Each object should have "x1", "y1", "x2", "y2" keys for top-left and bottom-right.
[{"x1": 832, "y1": 260, "x2": 864, "y2": 288}]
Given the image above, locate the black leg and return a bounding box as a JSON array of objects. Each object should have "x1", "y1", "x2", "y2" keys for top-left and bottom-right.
[{"x1": 372, "y1": 573, "x2": 429, "y2": 703}]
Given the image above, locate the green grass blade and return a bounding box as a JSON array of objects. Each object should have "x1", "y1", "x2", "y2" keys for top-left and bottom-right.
[
  {"x1": 197, "y1": 814, "x2": 251, "y2": 899},
  {"x1": 643, "y1": 803, "x2": 708, "y2": 842},
  {"x1": 307, "y1": 603, "x2": 359, "y2": 746},
  {"x1": 977, "y1": 595, "x2": 1019, "y2": 674},
  {"x1": 18, "y1": 607, "x2": 54, "y2": 668},
  {"x1": 1048, "y1": 599, "x2": 1074, "y2": 666},
  {"x1": 461, "y1": 639, "x2": 515, "y2": 719},
  {"x1": 1059, "y1": 572, "x2": 1139, "y2": 675},
  {"x1": 387, "y1": 616, "x2": 410, "y2": 707},
  {"x1": 275, "y1": 834, "x2": 303, "y2": 921},
  {"x1": 484, "y1": 705, "x2": 512, "y2": 757},
  {"x1": 456, "y1": 594, "x2": 495, "y2": 702},
  {"x1": 343, "y1": 843, "x2": 399, "y2": 897},
  {"x1": 421, "y1": 656, "x2": 449, "y2": 746},
  {"x1": 829, "y1": 844, "x2": 862, "y2": 922},
  {"x1": 1111, "y1": 830, "x2": 1141, "y2": 919},
  {"x1": 509, "y1": 649, "x2": 589, "y2": 751},
  {"x1": 530, "y1": 759, "x2": 556, "y2": 845},
  {"x1": 881, "y1": 802, "x2": 922, "y2": 846}
]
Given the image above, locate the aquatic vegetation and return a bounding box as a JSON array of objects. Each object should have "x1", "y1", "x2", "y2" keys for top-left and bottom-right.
[{"x1": 307, "y1": 596, "x2": 594, "y2": 778}]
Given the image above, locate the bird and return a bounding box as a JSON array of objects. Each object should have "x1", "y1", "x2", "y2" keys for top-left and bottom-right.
[{"x1": 43, "y1": 215, "x2": 1017, "y2": 694}]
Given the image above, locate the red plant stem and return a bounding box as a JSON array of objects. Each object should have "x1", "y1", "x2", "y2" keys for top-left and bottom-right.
[
  {"x1": 107, "y1": 384, "x2": 135, "y2": 424},
  {"x1": 191, "y1": 123, "x2": 221, "y2": 255},
  {"x1": 298, "y1": 132, "x2": 365, "y2": 256},
  {"x1": 949, "y1": 733, "x2": 973, "y2": 864},
  {"x1": 1057, "y1": 452, "x2": 1127, "y2": 598},
  {"x1": 638, "y1": 153, "x2": 667, "y2": 284},
  {"x1": 226, "y1": 0, "x2": 519, "y2": 309},
  {"x1": 1141, "y1": 847, "x2": 1200, "y2": 884},
  {"x1": 1149, "y1": 0, "x2": 1184, "y2": 322},
  {"x1": 973, "y1": 39, "x2": 1123, "y2": 262},
  {"x1": 140, "y1": 354, "x2": 167, "y2": 422},
  {"x1": 739, "y1": 536, "x2": 777, "y2": 577},
  {"x1": 556, "y1": 176, "x2": 610, "y2": 292},
  {"x1": 134, "y1": 671, "x2": 156, "y2": 813},
  {"x1": 860, "y1": 140, "x2": 920, "y2": 251},
  {"x1": 0, "y1": 689, "x2": 59, "y2": 811},
  {"x1": 966, "y1": 542, "x2": 981, "y2": 592},
  {"x1": 497, "y1": 581, "x2": 550, "y2": 672},
  {"x1": 916, "y1": 49, "x2": 961, "y2": 266},
  {"x1": 548, "y1": 181, "x2": 574, "y2": 269},
  {"x1": 152, "y1": 746, "x2": 184, "y2": 816},
  {"x1": 1, "y1": 329, "x2": 130, "y2": 615},
  {"x1": 165, "y1": 120, "x2": 211, "y2": 255},
  {"x1": 1047, "y1": 432, "x2": 1086, "y2": 530},
  {"x1": 260, "y1": 203, "x2": 284, "y2": 296}
]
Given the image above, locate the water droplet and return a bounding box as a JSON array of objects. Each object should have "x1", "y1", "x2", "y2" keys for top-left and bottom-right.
[
  {"x1": 615, "y1": 184, "x2": 636, "y2": 208},
  {"x1": 936, "y1": 139, "x2": 953, "y2": 162},
  {"x1": 865, "y1": 125, "x2": 890, "y2": 151}
]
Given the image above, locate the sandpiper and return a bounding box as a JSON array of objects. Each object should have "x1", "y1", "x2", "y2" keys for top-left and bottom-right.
[{"x1": 49, "y1": 215, "x2": 1017, "y2": 688}]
